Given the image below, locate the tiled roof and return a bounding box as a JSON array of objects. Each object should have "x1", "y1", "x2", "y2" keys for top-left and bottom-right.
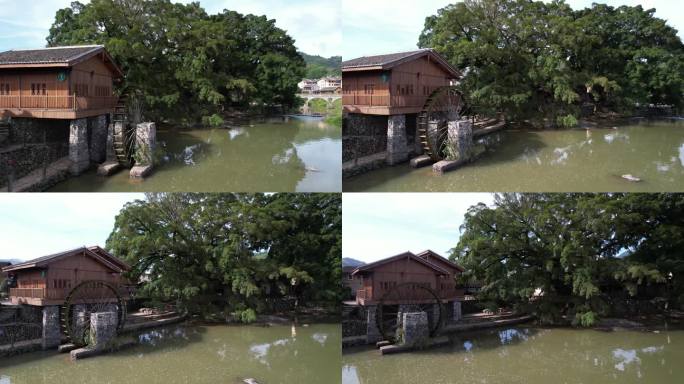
[
  {"x1": 342, "y1": 48, "x2": 460, "y2": 77},
  {"x1": 1, "y1": 246, "x2": 129, "y2": 273},
  {"x1": 0, "y1": 45, "x2": 104, "y2": 65},
  {"x1": 351, "y1": 251, "x2": 451, "y2": 276}
]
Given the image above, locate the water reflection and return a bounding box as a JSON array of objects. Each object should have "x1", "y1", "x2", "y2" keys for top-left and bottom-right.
[
  {"x1": 345, "y1": 120, "x2": 684, "y2": 192},
  {"x1": 48, "y1": 117, "x2": 342, "y2": 192},
  {"x1": 312, "y1": 332, "x2": 328, "y2": 346},
  {"x1": 342, "y1": 365, "x2": 361, "y2": 384},
  {"x1": 1, "y1": 323, "x2": 340, "y2": 384},
  {"x1": 342, "y1": 326, "x2": 683, "y2": 384}
]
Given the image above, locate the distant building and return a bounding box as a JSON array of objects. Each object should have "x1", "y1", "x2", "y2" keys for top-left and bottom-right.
[
  {"x1": 317, "y1": 77, "x2": 341, "y2": 93},
  {"x1": 1, "y1": 246, "x2": 130, "y2": 306},
  {"x1": 297, "y1": 79, "x2": 319, "y2": 93},
  {"x1": 343, "y1": 265, "x2": 363, "y2": 299}
]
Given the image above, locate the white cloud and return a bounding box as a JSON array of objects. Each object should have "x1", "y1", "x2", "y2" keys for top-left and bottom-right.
[
  {"x1": 343, "y1": 193, "x2": 494, "y2": 263},
  {"x1": 0, "y1": 193, "x2": 143, "y2": 261},
  {"x1": 0, "y1": 0, "x2": 340, "y2": 57}
]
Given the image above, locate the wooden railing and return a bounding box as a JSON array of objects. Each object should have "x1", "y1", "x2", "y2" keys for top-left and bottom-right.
[
  {"x1": 9, "y1": 288, "x2": 46, "y2": 299},
  {"x1": 343, "y1": 94, "x2": 429, "y2": 108},
  {"x1": 0, "y1": 96, "x2": 118, "y2": 111},
  {"x1": 356, "y1": 287, "x2": 372, "y2": 301},
  {"x1": 343, "y1": 95, "x2": 390, "y2": 107}
]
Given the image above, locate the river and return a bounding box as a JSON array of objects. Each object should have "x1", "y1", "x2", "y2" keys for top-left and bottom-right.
[
  {"x1": 0, "y1": 322, "x2": 340, "y2": 384},
  {"x1": 344, "y1": 119, "x2": 684, "y2": 192},
  {"x1": 49, "y1": 116, "x2": 341, "y2": 192},
  {"x1": 342, "y1": 325, "x2": 684, "y2": 384}
]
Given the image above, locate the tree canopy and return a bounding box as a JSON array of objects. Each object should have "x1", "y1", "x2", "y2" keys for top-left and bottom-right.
[
  {"x1": 47, "y1": 0, "x2": 306, "y2": 125},
  {"x1": 301, "y1": 53, "x2": 342, "y2": 78},
  {"x1": 419, "y1": 0, "x2": 684, "y2": 127},
  {"x1": 452, "y1": 193, "x2": 684, "y2": 326},
  {"x1": 105, "y1": 193, "x2": 341, "y2": 322}
]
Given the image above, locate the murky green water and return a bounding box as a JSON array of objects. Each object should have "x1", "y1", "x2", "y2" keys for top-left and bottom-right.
[
  {"x1": 0, "y1": 323, "x2": 340, "y2": 384},
  {"x1": 49, "y1": 117, "x2": 341, "y2": 192},
  {"x1": 344, "y1": 119, "x2": 684, "y2": 192},
  {"x1": 342, "y1": 326, "x2": 684, "y2": 384}
]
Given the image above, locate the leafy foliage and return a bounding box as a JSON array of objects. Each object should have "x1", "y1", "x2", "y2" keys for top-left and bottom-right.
[
  {"x1": 301, "y1": 53, "x2": 342, "y2": 78},
  {"x1": 419, "y1": 0, "x2": 684, "y2": 126},
  {"x1": 452, "y1": 193, "x2": 684, "y2": 326},
  {"x1": 106, "y1": 193, "x2": 341, "y2": 322},
  {"x1": 47, "y1": 0, "x2": 306, "y2": 123}
]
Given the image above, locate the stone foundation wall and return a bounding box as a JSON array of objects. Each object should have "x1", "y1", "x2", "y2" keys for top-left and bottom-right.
[
  {"x1": 342, "y1": 114, "x2": 388, "y2": 162},
  {"x1": 8, "y1": 118, "x2": 69, "y2": 145},
  {"x1": 0, "y1": 304, "x2": 44, "y2": 356},
  {"x1": 342, "y1": 306, "x2": 368, "y2": 338},
  {"x1": 0, "y1": 143, "x2": 69, "y2": 188}
]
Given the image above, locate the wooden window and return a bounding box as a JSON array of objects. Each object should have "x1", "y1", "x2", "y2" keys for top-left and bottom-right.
[
  {"x1": 31, "y1": 83, "x2": 47, "y2": 96},
  {"x1": 73, "y1": 84, "x2": 89, "y2": 96},
  {"x1": 0, "y1": 83, "x2": 10, "y2": 95}
]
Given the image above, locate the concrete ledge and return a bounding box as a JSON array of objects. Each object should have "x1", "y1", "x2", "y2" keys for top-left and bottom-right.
[
  {"x1": 432, "y1": 160, "x2": 463, "y2": 174},
  {"x1": 57, "y1": 343, "x2": 79, "y2": 353},
  {"x1": 379, "y1": 337, "x2": 451, "y2": 355},
  {"x1": 97, "y1": 161, "x2": 121, "y2": 176},
  {"x1": 121, "y1": 314, "x2": 186, "y2": 333},
  {"x1": 410, "y1": 155, "x2": 433, "y2": 168},
  {"x1": 69, "y1": 336, "x2": 136, "y2": 361},
  {"x1": 129, "y1": 164, "x2": 154, "y2": 179}
]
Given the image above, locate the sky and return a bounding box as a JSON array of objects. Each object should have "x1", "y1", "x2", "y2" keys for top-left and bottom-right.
[
  {"x1": 342, "y1": 193, "x2": 494, "y2": 263},
  {"x1": 0, "y1": 0, "x2": 341, "y2": 57},
  {"x1": 342, "y1": 0, "x2": 684, "y2": 59},
  {"x1": 0, "y1": 193, "x2": 143, "y2": 262}
]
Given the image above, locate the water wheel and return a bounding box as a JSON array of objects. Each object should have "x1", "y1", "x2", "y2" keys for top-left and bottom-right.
[
  {"x1": 61, "y1": 280, "x2": 126, "y2": 347},
  {"x1": 417, "y1": 86, "x2": 472, "y2": 161},
  {"x1": 376, "y1": 283, "x2": 444, "y2": 343},
  {"x1": 112, "y1": 95, "x2": 135, "y2": 167}
]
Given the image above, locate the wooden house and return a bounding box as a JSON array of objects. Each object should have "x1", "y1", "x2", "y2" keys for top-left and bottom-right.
[
  {"x1": 342, "y1": 49, "x2": 460, "y2": 115},
  {"x1": 0, "y1": 45, "x2": 123, "y2": 119},
  {"x1": 1, "y1": 246, "x2": 130, "y2": 306},
  {"x1": 343, "y1": 265, "x2": 364, "y2": 299},
  {"x1": 351, "y1": 250, "x2": 464, "y2": 306}
]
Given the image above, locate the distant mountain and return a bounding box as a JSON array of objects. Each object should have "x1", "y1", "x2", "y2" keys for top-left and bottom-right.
[
  {"x1": 0, "y1": 259, "x2": 22, "y2": 265},
  {"x1": 301, "y1": 52, "x2": 341, "y2": 78},
  {"x1": 342, "y1": 257, "x2": 366, "y2": 268}
]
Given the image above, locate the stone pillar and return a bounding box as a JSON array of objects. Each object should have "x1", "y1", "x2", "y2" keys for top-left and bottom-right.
[
  {"x1": 89, "y1": 115, "x2": 108, "y2": 163},
  {"x1": 366, "y1": 305, "x2": 382, "y2": 343},
  {"x1": 452, "y1": 301, "x2": 462, "y2": 322},
  {"x1": 42, "y1": 305, "x2": 61, "y2": 350},
  {"x1": 72, "y1": 304, "x2": 88, "y2": 342},
  {"x1": 401, "y1": 312, "x2": 429, "y2": 347},
  {"x1": 90, "y1": 312, "x2": 118, "y2": 350},
  {"x1": 135, "y1": 122, "x2": 156, "y2": 165},
  {"x1": 106, "y1": 122, "x2": 117, "y2": 161},
  {"x1": 446, "y1": 119, "x2": 473, "y2": 162},
  {"x1": 386, "y1": 115, "x2": 408, "y2": 165},
  {"x1": 69, "y1": 118, "x2": 89, "y2": 175}
]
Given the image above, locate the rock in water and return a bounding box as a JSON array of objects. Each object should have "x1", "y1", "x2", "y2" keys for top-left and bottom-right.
[
  {"x1": 621, "y1": 174, "x2": 642, "y2": 182},
  {"x1": 243, "y1": 379, "x2": 260, "y2": 384}
]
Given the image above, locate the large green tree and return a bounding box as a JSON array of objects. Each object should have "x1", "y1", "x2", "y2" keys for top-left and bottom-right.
[
  {"x1": 47, "y1": 0, "x2": 305, "y2": 124},
  {"x1": 452, "y1": 193, "x2": 683, "y2": 326},
  {"x1": 419, "y1": 0, "x2": 684, "y2": 127},
  {"x1": 106, "y1": 193, "x2": 341, "y2": 322}
]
